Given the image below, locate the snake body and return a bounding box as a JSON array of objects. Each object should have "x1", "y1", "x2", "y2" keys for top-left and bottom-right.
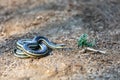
[{"x1": 14, "y1": 36, "x2": 65, "y2": 58}]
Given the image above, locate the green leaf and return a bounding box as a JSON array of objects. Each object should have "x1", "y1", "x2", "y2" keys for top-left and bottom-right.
[{"x1": 77, "y1": 33, "x2": 95, "y2": 47}]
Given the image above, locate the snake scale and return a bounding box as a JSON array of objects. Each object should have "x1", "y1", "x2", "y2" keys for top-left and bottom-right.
[{"x1": 14, "y1": 36, "x2": 65, "y2": 58}]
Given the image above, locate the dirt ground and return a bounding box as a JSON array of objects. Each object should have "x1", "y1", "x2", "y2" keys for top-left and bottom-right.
[{"x1": 0, "y1": 0, "x2": 120, "y2": 80}]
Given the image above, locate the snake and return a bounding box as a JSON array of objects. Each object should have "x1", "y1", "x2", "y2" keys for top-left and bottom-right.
[{"x1": 14, "y1": 36, "x2": 65, "y2": 58}]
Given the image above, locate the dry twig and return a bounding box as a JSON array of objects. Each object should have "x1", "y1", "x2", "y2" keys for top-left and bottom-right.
[{"x1": 83, "y1": 47, "x2": 106, "y2": 54}]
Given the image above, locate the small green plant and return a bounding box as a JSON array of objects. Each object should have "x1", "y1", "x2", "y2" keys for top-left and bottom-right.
[{"x1": 77, "y1": 33, "x2": 95, "y2": 47}]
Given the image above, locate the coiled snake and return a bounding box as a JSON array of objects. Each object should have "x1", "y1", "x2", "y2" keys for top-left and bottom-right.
[{"x1": 14, "y1": 36, "x2": 65, "y2": 58}]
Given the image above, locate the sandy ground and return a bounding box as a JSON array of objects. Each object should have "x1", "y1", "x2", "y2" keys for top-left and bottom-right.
[{"x1": 0, "y1": 0, "x2": 120, "y2": 80}]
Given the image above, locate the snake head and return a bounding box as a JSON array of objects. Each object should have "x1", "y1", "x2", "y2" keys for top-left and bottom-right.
[
  {"x1": 57, "y1": 44, "x2": 66, "y2": 48},
  {"x1": 59, "y1": 44, "x2": 66, "y2": 46}
]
